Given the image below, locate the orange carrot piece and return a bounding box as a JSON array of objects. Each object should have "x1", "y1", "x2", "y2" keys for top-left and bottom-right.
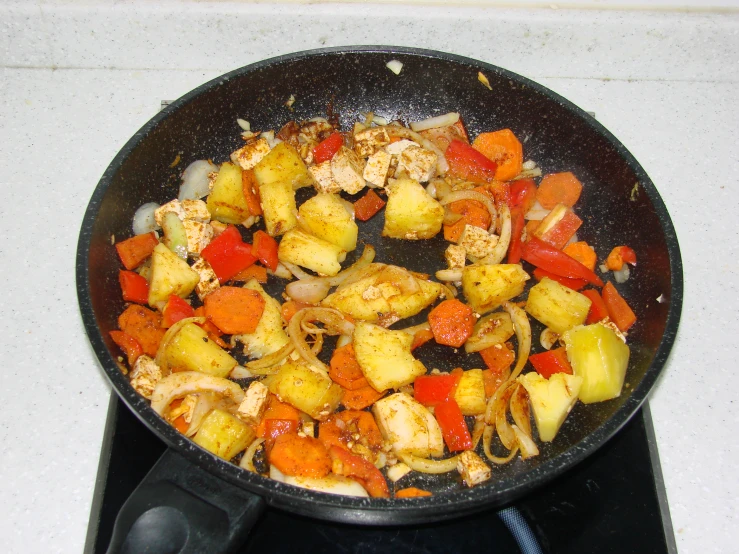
[
  {"x1": 602, "y1": 282, "x2": 637, "y2": 332},
  {"x1": 256, "y1": 395, "x2": 301, "y2": 438},
  {"x1": 473, "y1": 182, "x2": 510, "y2": 207},
  {"x1": 395, "y1": 487, "x2": 433, "y2": 498},
  {"x1": 231, "y1": 264, "x2": 268, "y2": 283},
  {"x1": 563, "y1": 241, "x2": 597, "y2": 272},
  {"x1": 168, "y1": 399, "x2": 190, "y2": 434},
  {"x1": 411, "y1": 328, "x2": 435, "y2": 350},
  {"x1": 536, "y1": 172, "x2": 583, "y2": 210},
  {"x1": 329, "y1": 344, "x2": 369, "y2": 391},
  {"x1": 267, "y1": 434, "x2": 332, "y2": 478},
  {"x1": 117, "y1": 305, "x2": 166, "y2": 357},
  {"x1": 427, "y1": 299, "x2": 475, "y2": 348},
  {"x1": 109, "y1": 330, "x2": 143, "y2": 366},
  {"x1": 204, "y1": 286, "x2": 266, "y2": 334},
  {"x1": 334, "y1": 410, "x2": 384, "y2": 450},
  {"x1": 471, "y1": 129, "x2": 523, "y2": 182},
  {"x1": 605, "y1": 245, "x2": 637, "y2": 271},
  {"x1": 193, "y1": 306, "x2": 230, "y2": 349},
  {"x1": 442, "y1": 199, "x2": 491, "y2": 243},
  {"x1": 280, "y1": 300, "x2": 313, "y2": 323},
  {"x1": 341, "y1": 384, "x2": 385, "y2": 410},
  {"x1": 328, "y1": 445, "x2": 390, "y2": 498},
  {"x1": 480, "y1": 344, "x2": 514, "y2": 396},
  {"x1": 418, "y1": 120, "x2": 469, "y2": 151},
  {"x1": 241, "y1": 168, "x2": 263, "y2": 216},
  {"x1": 115, "y1": 232, "x2": 159, "y2": 270},
  {"x1": 354, "y1": 189, "x2": 386, "y2": 221}
]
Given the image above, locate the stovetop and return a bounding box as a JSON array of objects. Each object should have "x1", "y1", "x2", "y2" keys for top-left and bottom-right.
[{"x1": 85, "y1": 394, "x2": 676, "y2": 553}]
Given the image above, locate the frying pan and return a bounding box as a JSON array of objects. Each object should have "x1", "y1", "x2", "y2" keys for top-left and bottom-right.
[{"x1": 76, "y1": 46, "x2": 683, "y2": 553}]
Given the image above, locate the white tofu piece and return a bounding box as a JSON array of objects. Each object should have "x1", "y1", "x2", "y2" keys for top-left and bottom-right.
[
  {"x1": 459, "y1": 225, "x2": 499, "y2": 259},
  {"x1": 331, "y1": 146, "x2": 366, "y2": 195},
  {"x1": 354, "y1": 127, "x2": 391, "y2": 157},
  {"x1": 384, "y1": 139, "x2": 417, "y2": 156},
  {"x1": 129, "y1": 355, "x2": 162, "y2": 400},
  {"x1": 363, "y1": 149, "x2": 391, "y2": 189},
  {"x1": 210, "y1": 220, "x2": 228, "y2": 235},
  {"x1": 181, "y1": 199, "x2": 210, "y2": 222},
  {"x1": 183, "y1": 220, "x2": 213, "y2": 256},
  {"x1": 154, "y1": 199, "x2": 185, "y2": 227},
  {"x1": 456, "y1": 450, "x2": 492, "y2": 487},
  {"x1": 230, "y1": 137, "x2": 271, "y2": 170},
  {"x1": 236, "y1": 381, "x2": 270, "y2": 425},
  {"x1": 397, "y1": 146, "x2": 438, "y2": 183},
  {"x1": 191, "y1": 257, "x2": 220, "y2": 301},
  {"x1": 386, "y1": 462, "x2": 412, "y2": 483},
  {"x1": 300, "y1": 420, "x2": 315, "y2": 438},
  {"x1": 309, "y1": 160, "x2": 341, "y2": 193},
  {"x1": 445, "y1": 244, "x2": 467, "y2": 270}
]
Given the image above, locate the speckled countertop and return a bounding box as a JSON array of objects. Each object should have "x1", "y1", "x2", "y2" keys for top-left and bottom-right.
[{"x1": 0, "y1": 1, "x2": 737, "y2": 552}]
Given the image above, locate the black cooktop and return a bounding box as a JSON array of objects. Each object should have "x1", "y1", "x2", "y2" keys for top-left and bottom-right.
[{"x1": 85, "y1": 395, "x2": 676, "y2": 553}]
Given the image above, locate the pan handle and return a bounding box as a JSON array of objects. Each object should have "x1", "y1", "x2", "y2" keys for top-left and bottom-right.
[{"x1": 105, "y1": 448, "x2": 265, "y2": 554}]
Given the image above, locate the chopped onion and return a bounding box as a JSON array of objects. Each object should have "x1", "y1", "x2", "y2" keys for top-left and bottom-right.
[
  {"x1": 512, "y1": 425, "x2": 539, "y2": 459},
  {"x1": 229, "y1": 365, "x2": 254, "y2": 379},
  {"x1": 386, "y1": 60, "x2": 403, "y2": 75},
  {"x1": 150, "y1": 371, "x2": 245, "y2": 415},
  {"x1": 268, "y1": 262, "x2": 294, "y2": 280},
  {"x1": 471, "y1": 418, "x2": 486, "y2": 450},
  {"x1": 239, "y1": 438, "x2": 265, "y2": 472},
  {"x1": 613, "y1": 264, "x2": 631, "y2": 283},
  {"x1": 478, "y1": 204, "x2": 511, "y2": 265},
  {"x1": 385, "y1": 125, "x2": 448, "y2": 174},
  {"x1": 397, "y1": 452, "x2": 459, "y2": 474},
  {"x1": 524, "y1": 200, "x2": 549, "y2": 221},
  {"x1": 184, "y1": 392, "x2": 223, "y2": 437},
  {"x1": 336, "y1": 334, "x2": 352, "y2": 349},
  {"x1": 482, "y1": 424, "x2": 519, "y2": 464},
  {"x1": 132, "y1": 202, "x2": 161, "y2": 235},
  {"x1": 410, "y1": 112, "x2": 460, "y2": 133},
  {"x1": 522, "y1": 160, "x2": 537, "y2": 171},
  {"x1": 502, "y1": 301, "x2": 531, "y2": 382},
  {"x1": 509, "y1": 384, "x2": 532, "y2": 437},
  {"x1": 397, "y1": 321, "x2": 431, "y2": 337},
  {"x1": 494, "y1": 381, "x2": 518, "y2": 450},
  {"x1": 540, "y1": 328, "x2": 559, "y2": 350},
  {"x1": 237, "y1": 118, "x2": 251, "y2": 131},
  {"x1": 179, "y1": 160, "x2": 219, "y2": 201},
  {"x1": 288, "y1": 308, "x2": 355, "y2": 372},
  {"x1": 245, "y1": 340, "x2": 294, "y2": 373},
  {"x1": 435, "y1": 268, "x2": 463, "y2": 282},
  {"x1": 285, "y1": 279, "x2": 331, "y2": 304}
]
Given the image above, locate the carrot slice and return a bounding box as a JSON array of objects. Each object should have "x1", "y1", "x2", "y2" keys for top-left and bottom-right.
[
  {"x1": 480, "y1": 344, "x2": 514, "y2": 397},
  {"x1": 602, "y1": 282, "x2": 637, "y2": 332},
  {"x1": 329, "y1": 344, "x2": 369, "y2": 391},
  {"x1": 256, "y1": 395, "x2": 301, "y2": 438},
  {"x1": 329, "y1": 445, "x2": 390, "y2": 498},
  {"x1": 563, "y1": 241, "x2": 597, "y2": 272},
  {"x1": 267, "y1": 434, "x2": 332, "y2": 478},
  {"x1": 427, "y1": 299, "x2": 475, "y2": 348},
  {"x1": 280, "y1": 300, "x2": 314, "y2": 323},
  {"x1": 192, "y1": 306, "x2": 230, "y2": 349},
  {"x1": 117, "y1": 304, "x2": 166, "y2": 357},
  {"x1": 472, "y1": 129, "x2": 523, "y2": 182},
  {"x1": 115, "y1": 232, "x2": 159, "y2": 270},
  {"x1": 341, "y1": 384, "x2": 385, "y2": 410},
  {"x1": 536, "y1": 172, "x2": 583, "y2": 210},
  {"x1": 231, "y1": 264, "x2": 268, "y2": 284},
  {"x1": 241, "y1": 168, "x2": 263, "y2": 216},
  {"x1": 411, "y1": 328, "x2": 435, "y2": 350},
  {"x1": 605, "y1": 245, "x2": 637, "y2": 271},
  {"x1": 395, "y1": 487, "x2": 433, "y2": 498},
  {"x1": 204, "y1": 286, "x2": 266, "y2": 334},
  {"x1": 442, "y1": 199, "x2": 491, "y2": 243}
]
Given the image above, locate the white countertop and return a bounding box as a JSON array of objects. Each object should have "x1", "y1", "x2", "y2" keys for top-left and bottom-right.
[{"x1": 1, "y1": 1, "x2": 737, "y2": 552}]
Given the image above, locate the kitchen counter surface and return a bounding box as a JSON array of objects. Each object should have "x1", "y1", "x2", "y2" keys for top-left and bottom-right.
[{"x1": 0, "y1": 1, "x2": 737, "y2": 552}]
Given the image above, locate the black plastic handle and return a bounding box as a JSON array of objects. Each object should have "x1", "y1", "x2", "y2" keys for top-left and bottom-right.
[{"x1": 106, "y1": 448, "x2": 265, "y2": 554}]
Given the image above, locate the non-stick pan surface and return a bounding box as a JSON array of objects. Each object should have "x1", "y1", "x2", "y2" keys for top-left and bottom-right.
[{"x1": 77, "y1": 46, "x2": 682, "y2": 532}]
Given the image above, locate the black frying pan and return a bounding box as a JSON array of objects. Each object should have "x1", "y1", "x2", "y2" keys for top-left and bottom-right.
[{"x1": 76, "y1": 47, "x2": 683, "y2": 553}]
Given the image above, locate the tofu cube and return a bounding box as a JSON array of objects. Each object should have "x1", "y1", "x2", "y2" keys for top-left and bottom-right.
[
  {"x1": 154, "y1": 199, "x2": 185, "y2": 227},
  {"x1": 181, "y1": 199, "x2": 211, "y2": 222},
  {"x1": 236, "y1": 381, "x2": 270, "y2": 425},
  {"x1": 183, "y1": 220, "x2": 214, "y2": 256},
  {"x1": 397, "y1": 146, "x2": 438, "y2": 182},
  {"x1": 300, "y1": 420, "x2": 316, "y2": 438},
  {"x1": 445, "y1": 244, "x2": 467, "y2": 270},
  {"x1": 331, "y1": 146, "x2": 366, "y2": 195},
  {"x1": 363, "y1": 149, "x2": 391, "y2": 189},
  {"x1": 231, "y1": 137, "x2": 271, "y2": 170},
  {"x1": 129, "y1": 355, "x2": 162, "y2": 400},
  {"x1": 385, "y1": 139, "x2": 417, "y2": 156},
  {"x1": 354, "y1": 127, "x2": 391, "y2": 157},
  {"x1": 309, "y1": 160, "x2": 341, "y2": 194},
  {"x1": 191, "y1": 257, "x2": 220, "y2": 301},
  {"x1": 456, "y1": 450, "x2": 492, "y2": 487},
  {"x1": 459, "y1": 225, "x2": 499, "y2": 259}
]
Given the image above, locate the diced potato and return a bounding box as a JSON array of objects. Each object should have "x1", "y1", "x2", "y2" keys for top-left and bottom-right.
[
  {"x1": 353, "y1": 322, "x2": 426, "y2": 392},
  {"x1": 382, "y1": 178, "x2": 444, "y2": 240},
  {"x1": 453, "y1": 369, "x2": 487, "y2": 416},
  {"x1": 253, "y1": 142, "x2": 314, "y2": 190},
  {"x1": 525, "y1": 277, "x2": 591, "y2": 334},
  {"x1": 562, "y1": 323, "x2": 630, "y2": 404},
  {"x1": 206, "y1": 162, "x2": 251, "y2": 224},
  {"x1": 518, "y1": 371, "x2": 583, "y2": 441},
  {"x1": 264, "y1": 361, "x2": 342, "y2": 420},
  {"x1": 372, "y1": 392, "x2": 444, "y2": 457},
  {"x1": 164, "y1": 322, "x2": 238, "y2": 378},
  {"x1": 278, "y1": 228, "x2": 346, "y2": 276},
  {"x1": 321, "y1": 263, "x2": 442, "y2": 324},
  {"x1": 464, "y1": 311, "x2": 514, "y2": 353},
  {"x1": 259, "y1": 182, "x2": 297, "y2": 236},
  {"x1": 232, "y1": 279, "x2": 289, "y2": 359},
  {"x1": 193, "y1": 408, "x2": 255, "y2": 460},
  {"x1": 461, "y1": 264, "x2": 529, "y2": 314},
  {"x1": 298, "y1": 193, "x2": 358, "y2": 252},
  {"x1": 148, "y1": 243, "x2": 200, "y2": 308}
]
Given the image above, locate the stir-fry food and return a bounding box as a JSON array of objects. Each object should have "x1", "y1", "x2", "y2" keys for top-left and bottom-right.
[{"x1": 110, "y1": 111, "x2": 639, "y2": 498}]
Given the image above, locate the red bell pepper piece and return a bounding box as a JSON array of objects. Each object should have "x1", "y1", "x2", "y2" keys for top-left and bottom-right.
[
  {"x1": 532, "y1": 267, "x2": 587, "y2": 291},
  {"x1": 161, "y1": 294, "x2": 195, "y2": 328},
  {"x1": 529, "y1": 347, "x2": 573, "y2": 379},
  {"x1": 354, "y1": 189, "x2": 386, "y2": 221},
  {"x1": 521, "y1": 237, "x2": 604, "y2": 286},
  {"x1": 434, "y1": 398, "x2": 473, "y2": 452},
  {"x1": 312, "y1": 132, "x2": 344, "y2": 164},
  {"x1": 605, "y1": 245, "x2": 637, "y2": 271},
  {"x1": 414, "y1": 373, "x2": 461, "y2": 407},
  {"x1": 508, "y1": 178, "x2": 537, "y2": 214},
  {"x1": 581, "y1": 289, "x2": 609, "y2": 324},
  {"x1": 328, "y1": 446, "x2": 390, "y2": 498},
  {"x1": 200, "y1": 225, "x2": 257, "y2": 283},
  {"x1": 109, "y1": 330, "x2": 143, "y2": 366},
  {"x1": 118, "y1": 270, "x2": 149, "y2": 304},
  {"x1": 115, "y1": 232, "x2": 159, "y2": 270},
  {"x1": 251, "y1": 230, "x2": 279, "y2": 271},
  {"x1": 507, "y1": 207, "x2": 526, "y2": 264},
  {"x1": 445, "y1": 139, "x2": 498, "y2": 184},
  {"x1": 602, "y1": 282, "x2": 637, "y2": 332}
]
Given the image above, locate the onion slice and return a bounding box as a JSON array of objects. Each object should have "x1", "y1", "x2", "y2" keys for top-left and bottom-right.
[
  {"x1": 150, "y1": 371, "x2": 245, "y2": 415},
  {"x1": 503, "y1": 301, "x2": 531, "y2": 382},
  {"x1": 239, "y1": 438, "x2": 265, "y2": 472},
  {"x1": 494, "y1": 381, "x2": 518, "y2": 450},
  {"x1": 435, "y1": 268, "x2": 463, "y2": 282},
  {"x1": 179, "y1": 159, "x2": 219, "y2": 201},
  {"x1": 509, "y1": 383, "x2": 532, "y2": 437},
  {"x1": 245, "y1": 340, "x2": 294, "y2": 373},
  {"x1": 409, "y1": 112, "x2": 460, "y2": 133},
  {"x1": 482, "y1": 424, "x2": 519, "y2": 465},
  {"x1": 512, "y1": 425, "x2": 539, "y2": 460},
  {"x1": 397, "y1": 452, "x2": 459, "y2": 474},
  {"x1": 132, "y1": 202, "x2": 160, "y2": 235},
  {"x1": 288, "y1": 307, "x2": 355, "y2": 371},
  {"x1": 478, "y1": 204, "x2": 511, "y2": 265}
]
